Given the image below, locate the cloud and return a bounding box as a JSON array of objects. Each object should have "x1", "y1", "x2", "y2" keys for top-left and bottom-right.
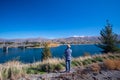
[{"x1": 73, "y1": 35, "x2": 85, "y2": 37}]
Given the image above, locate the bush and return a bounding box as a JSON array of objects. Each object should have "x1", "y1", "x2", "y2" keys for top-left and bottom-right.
[
  {"x1": 90, "y1": 63, "x2": 101, "y2": 73},
  {"x1": 60, "y1": 62, "x2": 65, "y2": 67},
  {"x1": 54, "y1": 64, "x2": 64, "y2": 71},
  {"x1": 115, "y1": 55, "x2": 120, "y2": 58},
  {"x1": 40, "y1": 63, "x2": 55, "y2": 72},
  {"x1": 39, "y1": 63, "x2": 64, "y2": 72},
  {"x1": 82, "y1": 59, "x2": 92, "y2": 65},
  {"x1": 1, "y1": 67, "x2": 23, "y2": 80},
  {"x1": 75, "y1": 61, "x2": 83, "y2": 66},
  {"x1": 114, "y1": 60, "x2": 120, "y2": 70},
  {"x1": 94, "y1": 57, "x2": 103, "y2": 62},
  {"x1": 104, "y1": 59, "x2": 116, "y2": 70},
  {"x1": 1, "y1": 68, "x2": 8, "y2": 80},
  {"x1": 41, "y1": 42, "x2": 52, "y2": 61},
  {"x1": 91, "y1": 59, "x2": 97, "y2": 63},
  {"x1": 108, "y1": 55, "x2": 116, "y2": 59},
  {"x1": 71, "y1": 60, "x2": 81, "y2": 67},
  {"x1": 26, "y1": 68, "x2": 38, "y2": 74},
  {"x1": 26, "y1": 67, "x2": 46, "y2": 74}
]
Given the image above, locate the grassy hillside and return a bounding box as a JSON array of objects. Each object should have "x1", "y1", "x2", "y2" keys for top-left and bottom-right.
[{"x1": 0, "y1": 53, "x2": 120, "y2": 80}]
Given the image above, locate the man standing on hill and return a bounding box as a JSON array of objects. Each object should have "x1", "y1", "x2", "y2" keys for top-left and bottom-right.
[{"x1": 64, "y1": 44, "x2": 72, "y2": 72}]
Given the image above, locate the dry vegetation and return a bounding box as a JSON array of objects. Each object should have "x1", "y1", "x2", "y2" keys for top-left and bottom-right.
[
  {"x1": 91, "y1": 63, "x2": 101, "y2": 73},
  {"x1": 0, "y1": 61, "x2": 27, "y2": 80},
  {"x1": 0, "y1": 53, "x2": 119, "y2": 80},
  {"x1": 104, "y1": 59, "x2": 120, "y2": 70}
]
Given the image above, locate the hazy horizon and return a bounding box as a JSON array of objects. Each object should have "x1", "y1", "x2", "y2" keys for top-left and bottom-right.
[{"x1": 0, "y1": 35, "x2": 100, "y2": 40}]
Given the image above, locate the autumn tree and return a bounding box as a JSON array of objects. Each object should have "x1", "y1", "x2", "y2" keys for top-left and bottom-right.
[{"x1": 41, "y1": 42, "x2": 52, "y2": 61}]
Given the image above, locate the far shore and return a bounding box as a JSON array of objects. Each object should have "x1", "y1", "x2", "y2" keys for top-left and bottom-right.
[{"x1": 0, "y1": 43, "x2": 98, "y2": 49}]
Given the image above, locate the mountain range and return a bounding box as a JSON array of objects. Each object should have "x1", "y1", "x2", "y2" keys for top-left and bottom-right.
[{"x1": 0, "y1": 35, "x2": 120, "y2": 43}]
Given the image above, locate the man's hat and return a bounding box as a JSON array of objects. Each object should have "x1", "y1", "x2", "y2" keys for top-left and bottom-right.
[{"x1": 67, "y1": 44, "x2": 71, "y2": 48}]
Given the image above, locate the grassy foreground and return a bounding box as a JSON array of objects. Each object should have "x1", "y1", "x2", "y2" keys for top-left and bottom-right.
[{"x1": 0, "y1": 53, "x2": 120, "y2": 80}]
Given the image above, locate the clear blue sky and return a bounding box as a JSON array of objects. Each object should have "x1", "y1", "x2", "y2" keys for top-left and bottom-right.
[{"x1": 0, "y1": 0, "x2": 120, "y2": 39}]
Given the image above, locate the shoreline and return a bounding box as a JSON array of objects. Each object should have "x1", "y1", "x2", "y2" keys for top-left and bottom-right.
[{"x1": 0, "y1": 43, "x2": 97, "y2": 48}]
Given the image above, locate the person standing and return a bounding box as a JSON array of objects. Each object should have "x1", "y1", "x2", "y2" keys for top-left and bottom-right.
[{"x1": 64, "y1": 44, "x2": 72, "y2": 72}]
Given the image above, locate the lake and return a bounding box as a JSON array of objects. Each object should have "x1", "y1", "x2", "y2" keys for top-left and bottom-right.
[{"x1": 0, "y1": 44, "x2": 102, "y2": 63}]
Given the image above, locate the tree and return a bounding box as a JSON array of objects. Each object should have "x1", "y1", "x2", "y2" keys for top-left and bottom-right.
[
  {"x1": 41, "y1": 42, "x2": 52, "y2": 61},
  {"x1": 97, "y1": 20, "x2": 120, "y2": 53}
]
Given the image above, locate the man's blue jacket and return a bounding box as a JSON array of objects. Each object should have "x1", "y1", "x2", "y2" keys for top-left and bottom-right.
[{"x1": 65, "y1": 48, "x2": 72, "y2": 60}]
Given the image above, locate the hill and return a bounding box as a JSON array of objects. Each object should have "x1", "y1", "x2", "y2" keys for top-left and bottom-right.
[{"x1": 0, "y1": 35, "x2": 120, "y2": 44}]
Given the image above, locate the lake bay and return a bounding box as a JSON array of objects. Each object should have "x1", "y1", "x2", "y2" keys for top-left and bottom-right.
[{"x1": 0, "y1": 44, "x2": 102, "y2": 63}]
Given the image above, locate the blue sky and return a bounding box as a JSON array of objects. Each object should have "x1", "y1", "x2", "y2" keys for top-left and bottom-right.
[{"x1": 0, "y1": 0, "x2": 120, "y2": 39}]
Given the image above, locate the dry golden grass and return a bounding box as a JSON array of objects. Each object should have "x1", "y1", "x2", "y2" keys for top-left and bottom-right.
[
  {"x1": 30, "y1": 53, "x2": 119, "y2": 67},
  {"x1": 41, "y1": 58, "x2": 64, "y2": 65},
  {"x1": 104, "y1": 59, "x2": 116, "y2": 70},
  {"x1": 114, "y1": 59, "x2": 120, "y2": 70},
  {"x1": 91, "y1": 63, "x2": 101, "y2": 72},
  {"x1": 31, "y1": 58, "x2": 64, "y2": 66},
  {"x1": 0, "y1": 61, "x2": 27, "y2": 80},
  {"x1": 104, "y1": 59, "x2": 120, "y2": 70}
]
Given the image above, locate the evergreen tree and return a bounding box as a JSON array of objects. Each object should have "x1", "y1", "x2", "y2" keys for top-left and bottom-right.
[
  {"x1": 98, "y1": 20, "x2": 120, "y2": 53},
  {"x1": 41, "y1": 42, "x2": 52, "y2": 61}
]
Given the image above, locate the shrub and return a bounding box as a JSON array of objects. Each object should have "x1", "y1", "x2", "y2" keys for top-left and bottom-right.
[
  {"x1": 108, "y1": 55, "x2": 116, "y2": 59},
  {"x1": 60, "y1": 62, "x2": 65, "y2": 67},
  {"x1": 75, "y1": 61, "x2": 83, "y2": 66},
  {"x1": 90, "y1": 63, "x2": 101, "y2": 73},
  {"x1": 1, "y1": 68, "x2": 8, "y2": 80},
  {"x1": 26, "y1": 68, "x2": 37, "y2": 74},
  {"x1": 0, "y1": 61, "x2": 26, "y2": 80},
  {"x1": 102, "y1": 56, "x2": 108, "y2": 59},
  {"x1": 40, "y1": 63, "x2": 55, "y2": 72},
  {"x1": 91, "y1": 59, "x2": 97, "y2": 63},
  {"x1": 82, "y1": 59, "x2": 92, "y2": 65},
  {"x1": 40, "y1": 63, "x2": 64, "y2": 72},
  {"x1": 104, "y1": 59, "x2": 116, "y2": 70},
  {"x1": 1, "y1": 67, "x2": 23, "y2": 80},
  {"x1": 54, "y1": 64, "x2": 64, "y2": 71},
  {"x1": 48, "y1": 64, "x2": 56, "y2": 72},
  {"x1": 39, "y1": 63, "x2": 64, "y2": 72},
  {"x1": 41, "y1": 42, "x2": 52, "y2": 61},
  {"x1": 115, "y1": 55, "x2": 120, "y2": 58},
  {"x1": 114, "y1": 60, "x2": 120, "y2": 70},
  {"x1": 94, "y1": 57, "x2": 103, "y2": 62},
  {"x1": 71, "y1": 60, "x2": 81, "y2": 67},
  {"x1": 26, "y1": 66, "x2": 47, "y2": 74}
]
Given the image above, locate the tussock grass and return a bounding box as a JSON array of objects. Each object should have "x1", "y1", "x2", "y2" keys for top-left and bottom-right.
[
  {"x1": 91, "y1": 63, "x2": 101, "y2": 72},
  {"x1": 0, "y1": 61, "x2": 27, "y2": 80},
  {"x1": 104, "y1": 59, "x2": 120, "y2": 70}
]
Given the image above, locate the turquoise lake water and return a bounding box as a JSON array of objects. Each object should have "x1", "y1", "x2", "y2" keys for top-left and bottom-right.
[{"x1": 0, "y1": 44, "x2": 102, "y2": 63}]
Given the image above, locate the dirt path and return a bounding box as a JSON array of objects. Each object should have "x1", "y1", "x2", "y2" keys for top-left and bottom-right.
[{"x1": 19, "y1": 67, "x2": 120, "y2": 80}]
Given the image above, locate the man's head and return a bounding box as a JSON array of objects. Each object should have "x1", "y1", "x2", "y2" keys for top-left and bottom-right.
[{"x1": 67, "y1": 44, "x2": 71, "y2": 48}]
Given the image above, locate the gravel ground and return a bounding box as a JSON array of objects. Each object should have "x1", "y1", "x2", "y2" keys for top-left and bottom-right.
[{"x1": 19, "y1": 67, "x2": 120, "y2": 80}]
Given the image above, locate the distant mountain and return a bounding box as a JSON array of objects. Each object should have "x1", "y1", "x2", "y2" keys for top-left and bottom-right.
[
  {"x1": 0, "y1": 35, "x2": 120, "y2": 43},
  {"x1": 52, "y1": 36, "x2": 99, "y2": 44},
  {"x1": 0, "y1": 37, "x2": 49, "y2": 42},
  {"x1": 0, "y1": 38, "x2": 6, "y2": 42}
]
